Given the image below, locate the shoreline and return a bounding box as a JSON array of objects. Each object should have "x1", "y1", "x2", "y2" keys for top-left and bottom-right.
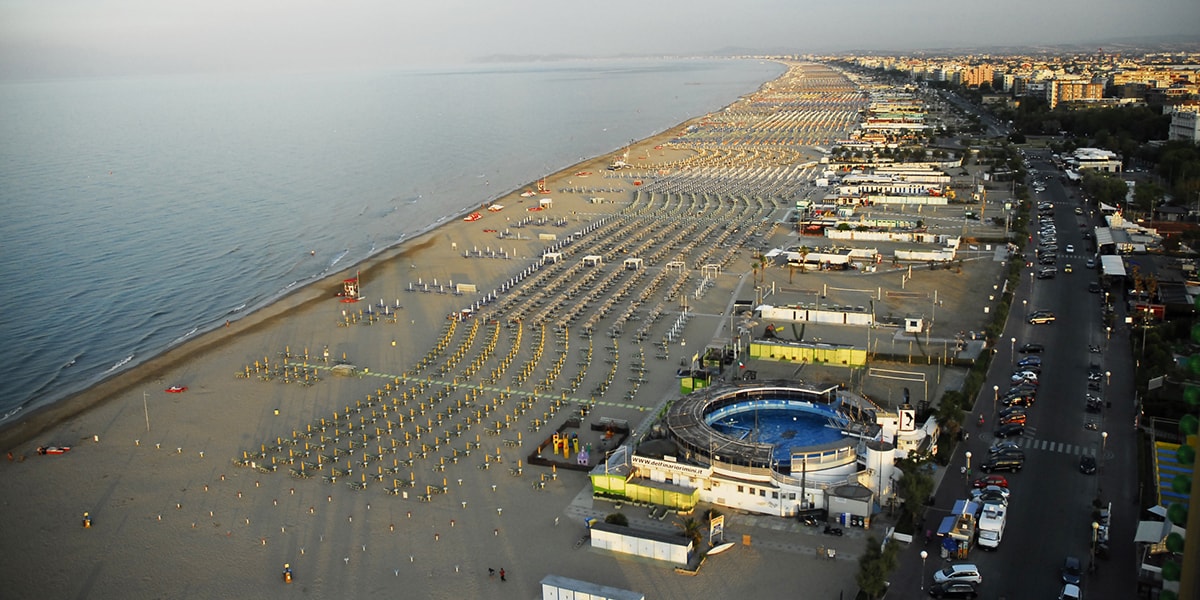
[
  {"x1": 0, "y1": 65, "x2": 778, "y2": 453},
  {"x1": 0, "y1": 61, "x2": 1005, "y2": 600}
]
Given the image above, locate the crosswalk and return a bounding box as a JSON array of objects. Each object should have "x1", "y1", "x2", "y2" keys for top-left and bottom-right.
[{"x1": 1015, "y1": 437, "x2": 1096, "y2": 456}]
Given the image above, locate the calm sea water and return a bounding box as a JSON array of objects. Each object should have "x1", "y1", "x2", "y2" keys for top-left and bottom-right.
[{"x1": 0, "y1": 58, "x2": 785, "y2": 423}]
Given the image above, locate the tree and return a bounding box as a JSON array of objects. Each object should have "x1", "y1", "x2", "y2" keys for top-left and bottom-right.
[
  {"x1": 674, "y1": 516, "x2": 704, "y2": 550},
  {"x1": 604, "y1": 512, "x2": 628, "y2": 527},
  {"x1": 895, "y1": 464, "x2": 935, "y2": 531},
  {"x1": 856, "y1": 535, "x2": 900, "y2": 600}
]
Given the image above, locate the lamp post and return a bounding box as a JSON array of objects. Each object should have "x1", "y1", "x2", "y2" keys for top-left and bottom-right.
[
  {"x1": 1099, "y1": 430, "x2": 1109, "y2": 495},
  {"x1": 993, "y1": 385, "x2": 999, "y2": 421},
  {"x1": 965, "y1": 451, "x2": 972, "y2": 485},
  {"x1": 920, "y1": 550, "x2": 928, "y2": 591},
  {"x1": 1091, "y1": 521, "x2": 1100, "y2": 562},
  {"x1": 1010, "y1": 337, "x2": 1016, "y2": 365},
  {"x1": 1106, "y1": 371, "x2": 1111, "y2": 387}
]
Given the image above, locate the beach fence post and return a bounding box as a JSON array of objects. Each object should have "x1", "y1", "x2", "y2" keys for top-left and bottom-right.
[{"x1": 143, "y1": 391, "x2": 151, "y2": 431}]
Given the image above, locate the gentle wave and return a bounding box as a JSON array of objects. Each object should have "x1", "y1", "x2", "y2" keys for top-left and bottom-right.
[{"x1": 104, "y1": 354, "x2": 135, "y2": 374}]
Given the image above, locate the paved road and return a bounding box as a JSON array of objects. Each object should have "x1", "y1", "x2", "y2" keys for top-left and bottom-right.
[{"x1": 888, "y1": 149, "x2": 1140, "y2": 599}]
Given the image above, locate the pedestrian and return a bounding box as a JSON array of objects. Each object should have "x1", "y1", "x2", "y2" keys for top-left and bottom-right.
[
  {"x1": 488, "y1": 567, "x2": 495, "y2": 577},
  {"x1": 500, "y1": 568, "x2": 506, "y2": 581}
]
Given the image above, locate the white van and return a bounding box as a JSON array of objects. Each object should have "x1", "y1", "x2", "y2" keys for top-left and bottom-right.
[{"x1": 933, "y1": 562, "x2": 983, "y2": 585}]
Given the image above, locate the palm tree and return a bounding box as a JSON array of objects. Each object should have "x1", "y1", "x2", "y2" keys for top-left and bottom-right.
[{"x1": 675, "y1": 516, "x2": 704, "y2": 550}]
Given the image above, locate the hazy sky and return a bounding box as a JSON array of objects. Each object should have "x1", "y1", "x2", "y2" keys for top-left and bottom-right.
[{"x1": 2, "y1": 0, "x2": 1197, "y2": 79}]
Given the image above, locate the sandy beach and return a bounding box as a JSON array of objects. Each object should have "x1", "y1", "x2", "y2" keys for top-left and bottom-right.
[{"x1": 0, "y1": 62, "x2": 1007, "y2": 599}]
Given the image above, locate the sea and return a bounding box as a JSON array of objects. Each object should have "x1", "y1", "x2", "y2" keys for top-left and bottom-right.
[{"x1": 0, "y1": 58, "x2": 786, "y2": 425}]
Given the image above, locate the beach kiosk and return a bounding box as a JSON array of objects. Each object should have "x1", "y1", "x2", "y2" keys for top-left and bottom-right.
[{"x1": 339, "y1": 271, "x2": 362, "y2": 303}]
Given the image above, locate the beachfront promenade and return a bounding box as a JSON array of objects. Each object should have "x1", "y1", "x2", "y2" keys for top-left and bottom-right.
[{"x1": 0, "y1": 62, "x2": 992, "y2": 599}]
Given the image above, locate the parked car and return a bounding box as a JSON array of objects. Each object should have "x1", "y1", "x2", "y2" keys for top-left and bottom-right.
[
  {"x1": 1001, "y1": 394, "x2": 1035, "y2": 408},
  {"x1": 973, "y1": 485, "x2": 1010, "y2": 500},
  {"x1": 928, "y1": 580, "x2": 978, "y2": 598},
  {"x1": 1079, "y1": 455, "x2": 1097, "y2": 475},
  {"x1": 989, "y1": 446, "x2": 1025, "y2": 461},
  {"x1": 972, "y1": 474, "x2": 1009, "y2": 489},
  {"x1": 1011, "y1": 371, "x2": 1039, "y2": 384},
  {"x1": 1029, "y1": 313, "x2": 1056, "y2": 324},
  {"x1": 1061, "y1": 556, "x2": 1083, "y2": 584},
  {"x1": 1019, "y1": 343, "x2": 1044, "y2": 353},
  {"x1": 1017, "y1": 356, "x2": 1042, "y2": 367},
  {"x1": 999, "y1": 413, "x2": 1027, "y2": 426},
  {"x1": 980, "y1": 456, "x2": 1024, "y2": 473},
  {"x1": 933, "y1": 563, "x2": 983, "y2": 585},
  {"x1": 998, "y1": 405, "x2": 1027, "y2": 418},
  {"x1": 1059, "y1": 583, "x2": 1083, "y2": 600},
  {"x1": 994, "y1": 422, "x2": 1025, "y2": 438}
]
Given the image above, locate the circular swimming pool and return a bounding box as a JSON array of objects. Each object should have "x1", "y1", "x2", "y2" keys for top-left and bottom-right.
[
  {"x1": 665, "y1": 383, "x2": 858, "y2": 473},
  {"x1": 707, "y1": 403, "x2": 845, "y2": 464}
]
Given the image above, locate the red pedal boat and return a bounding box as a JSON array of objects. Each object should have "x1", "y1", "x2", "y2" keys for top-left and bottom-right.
[{"x1": 165, "y1": 386, "x2": 188, "y2": 393}]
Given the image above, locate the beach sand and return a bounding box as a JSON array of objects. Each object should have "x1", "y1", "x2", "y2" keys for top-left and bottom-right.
[{"x1": 0, "y1": 62, "x2": 1002, "y2": 599}]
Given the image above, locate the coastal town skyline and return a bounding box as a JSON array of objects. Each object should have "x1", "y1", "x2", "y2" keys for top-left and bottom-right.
[{"x1": 2, "y1": 0, "x2": 1198, "y2": 79}]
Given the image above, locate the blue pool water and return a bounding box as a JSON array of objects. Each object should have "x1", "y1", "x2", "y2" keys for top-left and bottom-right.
[{"x1": 709, "y1": 406, "x2": 845, "y2": 464}]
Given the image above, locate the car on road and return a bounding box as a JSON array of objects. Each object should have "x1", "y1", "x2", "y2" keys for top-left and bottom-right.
[
  {"x1": 972, "y1": 474, "x2": 1009, "y2": 489},
  {"x1": 1064, "y1": 263, "x2": 1073, "y2": 273},
  {"x1": 1017, "y1": 356, "x2": 1042, "y2": 367},
  {"x1": 1028, "y1": 312, "x2": 1056, "y2": 324},
  {"x1": 999, "y1": 413, "x2": 1027, "y2": 426},
  {"x1": 933, "y1": 563, "x2": 983, "y2": 585},
  {"x1": 928, "y1": 580, "x2": 978, "y2": 598},
  {"x1": 999, "y1": 405, "x2": 1027, "y2": 417},
  {"x1": 1061, "y1": 556, "x2": 1083, "y2": 584},
  {"x1": 1011, "y1": 371, "x2": 1039, "y2": 384},
  {"x1": 1074, "y1": 207, "x2": 1083, "y2": 215},
  {"x1": 994, "y1": 422, "x2": 1025, "y2": 438},
  {"x1": 989, "y1": 446, "x2": 1025, "y2": 461},
  {"x1": 1086, "y1": 258, "x2": 1096, "y2": 269},
  {"x1": 981, "y1": 456, "x2": 1024, "y2": 473},
  {"x1": 1019, "y1": 343, "x2": 1044, "y2": 353},
  {"x1": 1001, "y1": 394, "x2": 1035, "y2": 408},
  {"x1": 1088, "y1": 281, "x2": 1102, "y2": 293},
  {"x1": 1059, "y1": 583, "x2": 1083, "y2": 600},
  {"x1": 1079, "y1": 455, "x2": 1097, "y2": 475}
]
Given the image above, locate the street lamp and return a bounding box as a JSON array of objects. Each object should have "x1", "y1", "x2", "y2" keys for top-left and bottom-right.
[
  {"x1": 1091, "y1": 521, "x2": 1100, "y2": 562},
  {"x1": 920, "y1": 550, "x2": 928, "y2": 591},
  {"x1": 1106, "y1": 325, "x2": 1111, "y2": 341},
  {"x1": 1010, "y1": 337, "x2": 1016, "y2": 364},
  {"x1": 993, "y1": 385, "x2": 999, "y2": 421},
  {"x1": 965, "y1": 451, "x2": 972, "y2": 484},
  {"x1": 1106, "y1": 371, "x2": 1111, "y2": 386}
]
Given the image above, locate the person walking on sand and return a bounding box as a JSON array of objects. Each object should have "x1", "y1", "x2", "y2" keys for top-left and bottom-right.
[
  {"x1": 499, "y1": 568, "x2": 506, "y2": 581},
  {"x1": 488, "y1": 568, "x2": 495, "y2": 577}
]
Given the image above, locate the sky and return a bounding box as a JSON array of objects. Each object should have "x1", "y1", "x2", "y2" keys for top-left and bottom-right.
[{"x1": 1, "y1": 0, "x2": 1198, "y2": 79}]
